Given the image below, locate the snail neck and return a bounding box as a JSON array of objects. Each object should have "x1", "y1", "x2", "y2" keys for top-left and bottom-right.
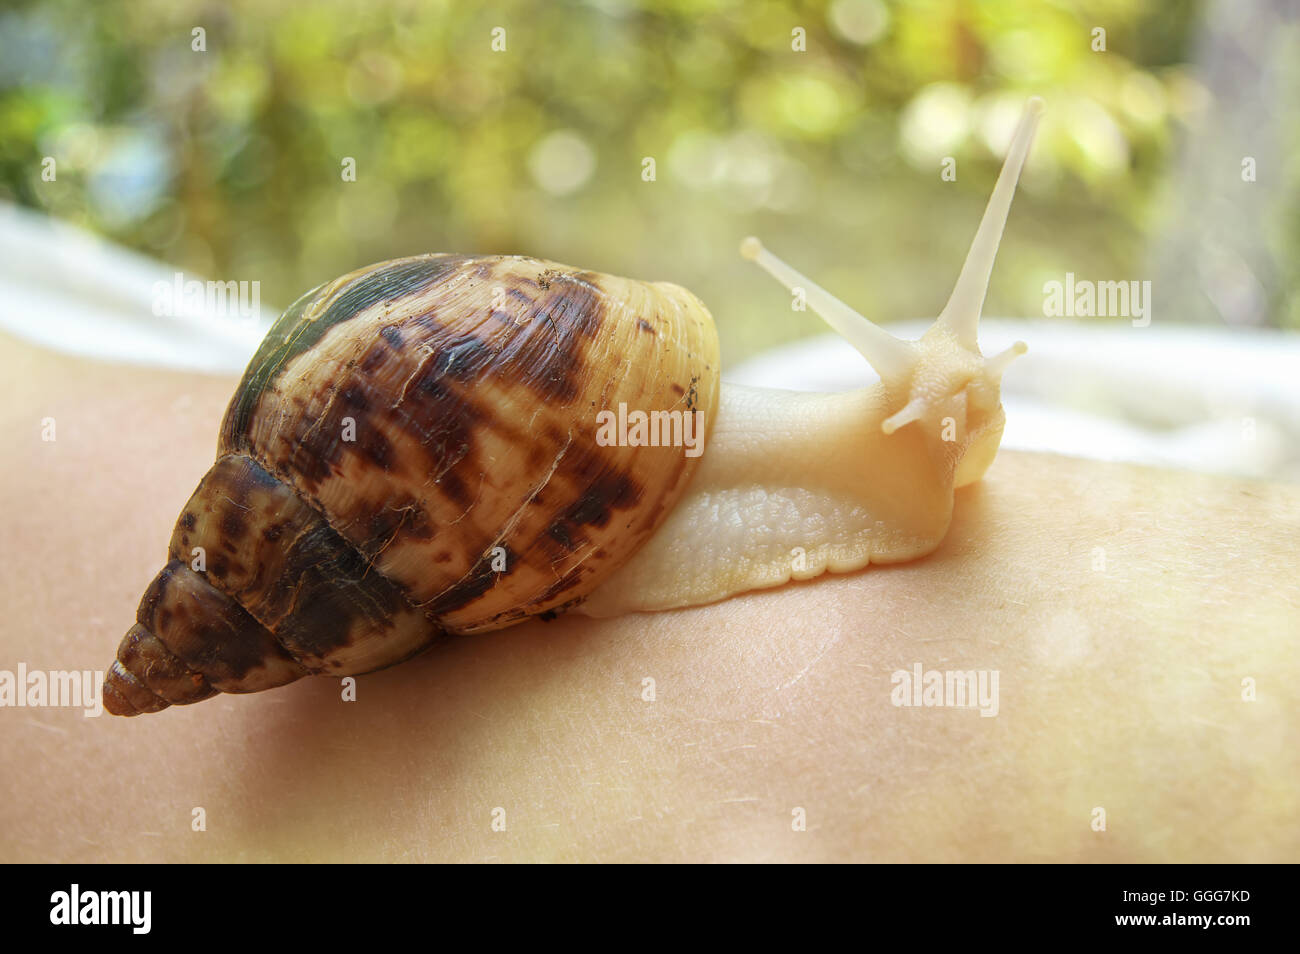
[{"x1": 575, "y1": 380, "x2": 971, "y2": 617}]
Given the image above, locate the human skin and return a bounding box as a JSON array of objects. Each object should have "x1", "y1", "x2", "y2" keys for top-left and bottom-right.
[{"x1": 0, "y1": 333, "x2": 1296, "y2": 862}]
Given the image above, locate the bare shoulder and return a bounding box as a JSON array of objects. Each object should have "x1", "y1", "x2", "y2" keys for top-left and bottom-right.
[{"x1": 1, "y1": 339, "x2": 1296, "y2": 861}]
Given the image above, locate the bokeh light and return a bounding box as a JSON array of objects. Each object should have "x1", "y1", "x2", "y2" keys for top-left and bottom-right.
[{"x1": 0, "y1": 0, "x2": 1293, "y2": 364}]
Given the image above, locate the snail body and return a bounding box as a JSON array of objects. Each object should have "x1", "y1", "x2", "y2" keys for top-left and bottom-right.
[{"x1": 104, "y1": 99, "x2": 1043, "y2": 716}]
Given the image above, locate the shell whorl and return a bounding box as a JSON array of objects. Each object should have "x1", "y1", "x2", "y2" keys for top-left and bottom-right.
[{"x1": 105, "y1": 253, "x2": 720, "y2": 714}]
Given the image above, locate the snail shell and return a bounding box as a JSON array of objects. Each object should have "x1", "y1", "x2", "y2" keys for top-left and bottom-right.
[{"x1": 104, "y1": 255, "x2": 719, "y2": 715}]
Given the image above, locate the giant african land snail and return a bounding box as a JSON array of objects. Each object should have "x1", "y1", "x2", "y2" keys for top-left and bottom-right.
[{"x1": 103, "y1": 98, "x2": 1043, "y2": 715}]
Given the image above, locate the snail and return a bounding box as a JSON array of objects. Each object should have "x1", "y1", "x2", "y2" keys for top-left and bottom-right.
[{"x1": 103, "y1": 98, "x2": 1043, "y2": 717}]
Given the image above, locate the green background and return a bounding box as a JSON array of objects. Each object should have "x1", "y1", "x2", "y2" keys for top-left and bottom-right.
[{"x1": 3, "y1": 0, "x2": 1293, "y2": 364}]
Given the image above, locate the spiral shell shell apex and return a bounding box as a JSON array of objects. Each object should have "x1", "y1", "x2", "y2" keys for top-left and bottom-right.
[{"x1": 103, "y1": 253, "x2": 721, "y2": 715}]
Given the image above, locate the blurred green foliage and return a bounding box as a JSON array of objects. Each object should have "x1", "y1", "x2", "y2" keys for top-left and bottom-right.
[{"x1": 6, "y1": 0, "x2": 1291, "y2": 363}]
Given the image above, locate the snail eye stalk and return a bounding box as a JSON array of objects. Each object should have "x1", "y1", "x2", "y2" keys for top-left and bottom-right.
[
  {"x1": 740, "y1": 236, "x2": 917, "y2": 385},
  {"x1": 937, "y1": 96, "x2": 1044, "y2": 351}
]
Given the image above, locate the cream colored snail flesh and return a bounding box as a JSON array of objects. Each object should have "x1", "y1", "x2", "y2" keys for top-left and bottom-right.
[{"x1": 102, "y1": 99, "x2": 1044, "y2": 716}]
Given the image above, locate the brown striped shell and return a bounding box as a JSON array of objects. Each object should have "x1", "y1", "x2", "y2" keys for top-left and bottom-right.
[{"x1": 103, "y1": 254, "x2": 720, "y2": 715}]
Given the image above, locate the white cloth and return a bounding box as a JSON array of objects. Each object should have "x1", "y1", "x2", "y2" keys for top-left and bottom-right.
[{"x1": 3, "y1": 201, "x2": 1297, "y2": 480}]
